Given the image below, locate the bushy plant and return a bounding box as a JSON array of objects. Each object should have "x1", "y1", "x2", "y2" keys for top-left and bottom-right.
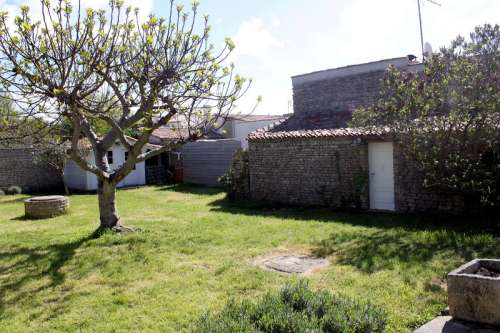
[
  {"x1": 219, "y1": 149, "x2": 250, "y2": 201},
  {"x1": 0, "y1": 189, "x2": 5, "y2": 196},
  {"x1": 6, "y1": 185, "x2": 22, "y2": 195},
  {"x1": 351, "y1": 24, "x2": 500, "y2": 208},
  {"x1": 193, "y1": 282, "x2": 387, "y2": 333}
]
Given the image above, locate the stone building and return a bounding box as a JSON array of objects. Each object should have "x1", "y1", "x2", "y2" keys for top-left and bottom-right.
[
  {"x1": 0, "y1": 145, "x2": 63, "y2": 193},
  {"x1": 247, "y1": 57, "x2": 465, "y2": 214}
]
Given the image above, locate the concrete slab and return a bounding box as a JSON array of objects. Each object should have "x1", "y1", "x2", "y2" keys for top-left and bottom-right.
[
  {"x1": 414, "y1": 316, "x2": 500, "y2": 333},
  {"x1": 257, "y1": 254, "x2": 329, "y2": 275}
]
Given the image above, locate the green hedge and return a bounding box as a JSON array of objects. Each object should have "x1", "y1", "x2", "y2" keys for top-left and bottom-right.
[{"x1": 193, "y1": 282, "x2": 387, "y2": 333}]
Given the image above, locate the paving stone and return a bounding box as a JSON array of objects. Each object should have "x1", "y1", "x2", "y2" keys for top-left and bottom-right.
[
  {"x1": 260, "y1": 255, "x2": 329, "y2": 275},
  {"x1": 414, "y1": 316, "x2": 500, "y2": 333}
]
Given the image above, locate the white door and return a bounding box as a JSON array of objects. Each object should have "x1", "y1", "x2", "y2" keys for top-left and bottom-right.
[{"x1": 368, "y1": 142, "x2": 395, "y2": 211}]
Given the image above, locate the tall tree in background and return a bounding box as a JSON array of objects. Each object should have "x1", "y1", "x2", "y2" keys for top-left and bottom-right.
[
  {"x1": 351, "y1": 24, "x2": 500, "y2": 208},
  {"x1": 0, "y1": 0, "x2": 250, "y2": 231}
]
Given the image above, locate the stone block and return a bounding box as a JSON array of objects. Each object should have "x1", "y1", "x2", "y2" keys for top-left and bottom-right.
[{"x1": 448, "y1": 259, "x2": 500, "y2": 327}]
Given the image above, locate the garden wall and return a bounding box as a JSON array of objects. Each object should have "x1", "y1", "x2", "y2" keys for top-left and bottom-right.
[
  {"x1": 248, "y1": 137, "x2": 465, "y2": 214},
  {"x1": 0, "y1": 146, "x2": 63, "y2": 192},
  {"x1": 248, "y1": 137, "x2": 369, "y2": 209},
  {"x1": 394, "y1": 144, "x2": 465, "y2": 214}
]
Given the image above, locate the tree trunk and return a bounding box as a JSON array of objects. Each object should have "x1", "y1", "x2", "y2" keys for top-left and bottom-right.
[
  {"x1": 61, "y1": 171, "x2": 70, "y2": 195},
  {"x1": 97, "y1": 179, "x2": 120, "y2": 230}
]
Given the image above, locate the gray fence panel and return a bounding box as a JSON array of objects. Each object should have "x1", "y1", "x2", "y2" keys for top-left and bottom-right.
[{"x1": 182, "y1": 139, "x2": 241, "y2": 186}]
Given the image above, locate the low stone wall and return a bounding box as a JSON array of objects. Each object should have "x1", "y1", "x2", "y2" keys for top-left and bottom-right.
[
  {"x1": 25, "y1": 196, "x2": 69, "y2": 219},
  {"x1": 249, "y1": 137, "x2": 369, "y2": 209},
  {"x1": 0, "y1": 147, "x2": 63, "y2": 193},
  {"x1": 248, "y1": 137, "x2": 464, "y2": 214}
]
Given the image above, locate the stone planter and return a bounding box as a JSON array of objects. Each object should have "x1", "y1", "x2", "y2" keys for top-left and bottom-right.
[
  {"x1": 24, "y1": 196, "x2": 69, "y2": 219},
  {"x1": 447, "y1": 259, "x2": 500, "y2": 327}
]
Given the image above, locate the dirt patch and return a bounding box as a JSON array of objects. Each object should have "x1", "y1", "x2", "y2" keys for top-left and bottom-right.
[{"x1": 256, "y1": 252, "x2": 329, "y2": 275}]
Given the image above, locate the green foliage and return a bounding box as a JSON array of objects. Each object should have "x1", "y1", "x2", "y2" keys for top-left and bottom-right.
[
  {"x1": 351, "y1": 24, "x2": 500, "y2": 207},
  {"x1": 0, "y1": 95, "x2": 16, "y2": 129},
  {"x1": 219, "y1": 149, "x2": 250, "y2": 200},
  {"x1": 194, "y1": 281, "x2": 386, "y2": 333},
  {"x1": 0, "y1": 0, "x2": 250, "y2": 226},
  {"x1": 6, "y1": 185, "x2": 22, "y2": 195},
  {"x1": 0, "y1": 189, "x2": 5, "y2": 196}
]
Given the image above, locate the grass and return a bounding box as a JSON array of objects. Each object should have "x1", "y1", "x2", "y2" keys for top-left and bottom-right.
[{"x1": 0, "y1": 185, "x2": 498, "y2": 332}]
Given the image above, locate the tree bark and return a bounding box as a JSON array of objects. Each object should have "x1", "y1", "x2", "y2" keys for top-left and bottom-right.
[
  {"x1": 97, "y1": 178, "x2": 135, "y2": 233},
  {"x1": 97, "y1": 179, "x2": 120, "y2": 230}
]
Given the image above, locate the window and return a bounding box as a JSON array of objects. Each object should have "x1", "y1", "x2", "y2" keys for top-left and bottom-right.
[
  {"x1": 124, "y1": 151, "x2": 136, "y2": 170},
  {"x1": 107, "y1": 151, "x2": 113, "y2": 164}
]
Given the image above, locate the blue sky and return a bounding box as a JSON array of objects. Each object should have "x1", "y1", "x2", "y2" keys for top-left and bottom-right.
[
  {"x1": 153, "y1": 0, "x2": 500, "y2": 115},
  {"x1": 2, "y1": 0, "x2": 500, "y2": 114}
]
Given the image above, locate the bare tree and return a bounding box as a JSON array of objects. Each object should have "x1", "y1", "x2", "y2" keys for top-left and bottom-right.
[{"x1": 0, "y1": 0, "x2": 250, "y2": 231}]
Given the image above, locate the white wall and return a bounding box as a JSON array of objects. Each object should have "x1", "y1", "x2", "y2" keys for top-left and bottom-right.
[
  {"x1": 64, "y1": 143, "x2": 146, "y2": 191},
  {"x1": 233, "y1": 119, "x2": 280, "y2": 150}
]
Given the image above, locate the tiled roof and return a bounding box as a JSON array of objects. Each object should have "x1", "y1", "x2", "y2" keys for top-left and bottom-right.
[
  {"x1": 151, "y1": 126, "x2": 190, "y2": 140},
  {"x1": 248, "y1": 126, "x2": 391, "y2": 141},
  {"x1": 227, "y1": 114, "x2": 287, "y2": 122},
  {"x1": 151, "y1": 126, "x2": 226, "y2": 141}
]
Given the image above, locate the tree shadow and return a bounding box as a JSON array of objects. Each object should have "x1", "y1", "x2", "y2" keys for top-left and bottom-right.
[
  {"x1": 208, "y1": 196, "x2": 497, "y2": 234},
  {"x1": 0, "y1": 228, "x2": 102, "y2": 315},
  {"x1": 156, "y1": 183, "x2": 224, "y2": 195},
  {"x1": 208, "y1": 197, "x2": 500, "y2": 275},
  {"x1": 311, "y1": 229, "x2": 500, "y2": 274}
]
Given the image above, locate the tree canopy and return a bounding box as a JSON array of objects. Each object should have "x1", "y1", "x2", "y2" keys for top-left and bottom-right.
[{"x1": 0, "y1": 0, "x2": 250, "y2": 230}]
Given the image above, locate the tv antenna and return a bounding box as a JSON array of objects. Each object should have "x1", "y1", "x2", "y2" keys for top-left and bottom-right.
[{"x1": 417, "y1": 0, "x2": 441, "y2": 61}]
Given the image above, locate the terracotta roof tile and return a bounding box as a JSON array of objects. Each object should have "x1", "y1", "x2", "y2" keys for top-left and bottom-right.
[
  {"x1": 248, "y1": 126, "x2": 391, "y2": 141},
  {"x1": 227, "y1": 114, "x2": 287, "y2": 122}
]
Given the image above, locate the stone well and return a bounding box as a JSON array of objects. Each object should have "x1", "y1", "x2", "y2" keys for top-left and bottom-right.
[
  {"x1": 24, "y1": 196, "x2": 69, "y2": 219},
  {"x1": 448, "y1": 259, "x2": 500, "y2": 328}
]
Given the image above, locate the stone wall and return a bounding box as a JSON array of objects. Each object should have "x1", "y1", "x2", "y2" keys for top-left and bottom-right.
[
  {"x1": 249, "y1": 138, "x2": 369, "y2": 209},
  {"x1": 248, "y1": 138, "x2": 465, "y2": 214},
  {"x1": 292, "y1": 70, "x2": 385, "y2": 116},
  {"x1": 393, "y1": 143, "x2": 465, "y2": 214},
  {"x1": 0, "y1": 147, "x2": 63, "y2": 193}
]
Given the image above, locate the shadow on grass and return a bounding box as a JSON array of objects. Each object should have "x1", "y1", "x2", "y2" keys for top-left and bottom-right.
[
  {"x1": 0, "y1": 228, "x2": 107, "y2": 315},
  {"x1": 311, "y1": 229, "x2": 500, "y2": 274},
  {"x1": 156, "y1": 183, "x2": 225, "y2": 195},
  {"x1": 208, "y1": 197, "x2": 500, "y2": 274},
  {"x1": 208, "y1": 196, "x2": 497, "y2": 234}
]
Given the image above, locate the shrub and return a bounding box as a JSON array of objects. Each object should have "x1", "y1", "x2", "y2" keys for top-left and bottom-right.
[
  {"x1": 218, "y1": 149, "x2": 250, "y2": 201},
  {"x1": 6, "y1": 185, "x2": 22, "y2": 195},
  {"x1": 0, "y1": 190, "x2": 5, "y2": 196},
  {"x1": 193, "y1": 282, "x2": 387, "y2": 333}
]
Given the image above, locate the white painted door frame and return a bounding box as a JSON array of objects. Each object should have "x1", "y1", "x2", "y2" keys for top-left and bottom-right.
[{"x1": 368, "y1": 141, "x2": 395, "y2": 211}]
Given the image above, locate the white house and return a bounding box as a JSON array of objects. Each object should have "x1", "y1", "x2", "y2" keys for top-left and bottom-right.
[{"x1": 64, "y1": 137, "x2": 161, "y2": 191}]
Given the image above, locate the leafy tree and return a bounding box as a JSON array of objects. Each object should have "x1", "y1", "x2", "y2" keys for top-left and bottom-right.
[
  {"x1": 32, "y1": 142, "x2": 72, "y2": 195},
  {"x1": 351, "y1": 24, "x2": 500, "y2": 208},
  {"x1": 0, "y1": 0, "x2": 249, "y2": 231}
]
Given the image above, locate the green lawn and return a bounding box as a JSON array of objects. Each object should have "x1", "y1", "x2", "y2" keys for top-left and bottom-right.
[{"x1": 0, "y1": 186, "x2": 498, "y2": 332}]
